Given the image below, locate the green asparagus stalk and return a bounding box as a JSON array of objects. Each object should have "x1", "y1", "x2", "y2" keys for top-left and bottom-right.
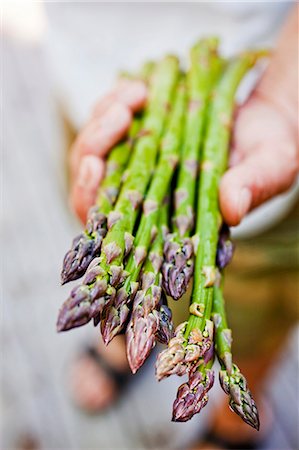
[
  {"x1": 213, "y1": 277, "x2": 259, "y2": 430},
  {"x1": 126, "y1": 198, "x2": 173, "y2": 373},
  {"x1": 57, "y1": 56, "x2": 179, "y2": 332},
  {"x1": 61, "y1": 122, "x2": 139, "y2": 284},
  {"x1": 156, "y1": 51, "x2": 265, "y2": 382},
  {"x1": 101, "y1": 78, "x2": 187, "y2": 344},
  {"x1": 61, "y1": 64, "x2": 154, "y2": 285},
  {"x1": 185, "y1": 51, "x2": 265, "y2": 338},
  {"x1": 162, "y1": 37, "x2": 222, "y2": 301}
]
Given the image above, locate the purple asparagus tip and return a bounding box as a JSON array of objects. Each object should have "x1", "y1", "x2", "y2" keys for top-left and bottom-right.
[
  {"x1": 57, "y1": 259, "x2": 113, "y2": 332},
  {"x1": 101, "y1": 286, "x2": 131, "y2": 345},
  {"x1": 162, "y1": 235, "x2": 194, "y2": 300},
  {"x1": 172, "y1": 368, "x2": 214, "y2": 422},
  {"x1": 126, "y1": 290, "x2": 159, "y2": 374},
  {"x1": 219, "y1": 364, "x2": 260, "y2": 430},
  {"x1": 61, "y1": 209, "x2": 107, "y2": 284},
  {"x1": 126, "y1": 285, "x2": 172, "y2": 373},
  {"x1": 216, "y1": 223, "x2": 234, "y2": 270},
  {"x1": 155, "y1": 304, "x2": 174, "y2": 344}
]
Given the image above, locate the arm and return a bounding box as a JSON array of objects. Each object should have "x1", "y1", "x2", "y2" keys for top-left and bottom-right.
[{"x1": 220, "y1": 5, "x2": 299, "y2": 226}]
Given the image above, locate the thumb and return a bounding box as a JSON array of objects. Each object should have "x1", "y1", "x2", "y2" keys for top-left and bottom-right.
[{"x1": 220, "y1": 143, "x2": 298, "y2": 226}]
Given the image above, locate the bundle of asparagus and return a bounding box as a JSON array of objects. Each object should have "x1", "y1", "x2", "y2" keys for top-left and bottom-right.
[{"x1": 58, "y1": 38, "x2": 266, "y2": 429}]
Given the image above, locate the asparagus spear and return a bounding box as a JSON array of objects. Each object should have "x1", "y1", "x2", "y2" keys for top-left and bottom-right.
[
  {"x1": 172, "y1": 358, "x2": 215, "y2": 422},
  {"x1": 156, "y1": 51, "x2": 264, "y2": 381},
  {"x1": 57, "y1": 56, "x2": 179, "y2": 332},
  {"x1": 126, "y1": 199, "x2": 174, "y2": 373},
  {"x1": 61, "y1": 122, "x2": 138, "y2": 285},
  {"x1": 61, "y1": 64, "x2": 154, "y2": 285},
  {"x1": 162, "y1": 38, "x2": 221, "y2": 301},
  {"x1": 100, "y1": 77, "x2": 187, "y2": 344},
  {"x1": 213, "y1": 277, "x2": 259, "y2": 430},
  {"x1": 216, "y1": 223, "x2": 234, "y2": 270}
]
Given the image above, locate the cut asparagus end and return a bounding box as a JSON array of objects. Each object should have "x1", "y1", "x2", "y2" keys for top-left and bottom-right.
[
  {"x1": 172, "y1": 367, "x2": 214, "y2": 422},
  {"x1": 162, "y1": 235, "x2": 194, "y2": 300},
  {"x1": 219, "y1": 364, "x2": 260, "y2": 430}
]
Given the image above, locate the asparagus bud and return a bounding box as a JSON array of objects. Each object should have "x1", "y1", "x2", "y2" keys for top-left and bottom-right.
[
  {"x1": 162, "y1": 236, "x2": 194, "y2": 300},
  {"x1": 61, "y1": 211, "x2": 107, "y2": 285},
  {"x1": 155, "y1": 301, "x2": 174, "y2": 344},
  {"x1": 216, "y1": 223, "x2": 234, "y2": 270},
  {"x1": 155, "y1": 319, "x2": 214, "y2": 381},
  {"x1": 213, "y1": 279, "x2": 260, "y2": 430},
  {"x1": 219, "y1": 364, "x2": 259, "y2": 430},
  {"x1": 172, "y1": 366, "x2": 214, "y2": 422}
]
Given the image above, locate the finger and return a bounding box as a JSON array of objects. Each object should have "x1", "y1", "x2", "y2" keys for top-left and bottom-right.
[
  {"x1": 92, "y1": 79, "x2": 147, "y2": 117},
  {"x1": 70, "y1": 155, "x2": 105, "y2": 223},
  {"x1": 220, "y1": 142, "x2": 298, "y2": 226},
  {"x1": 70, "y1": 102, "x2": 131, "y2": 180}
]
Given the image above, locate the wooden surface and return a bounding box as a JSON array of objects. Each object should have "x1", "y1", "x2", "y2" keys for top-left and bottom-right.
[{"x1": 2, "y1": 34, "x2": 298, "y2": 450}]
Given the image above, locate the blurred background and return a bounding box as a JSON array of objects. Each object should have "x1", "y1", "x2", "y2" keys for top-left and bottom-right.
[{"x1": 2, "y1": 2, "x2": 298, "y2": 449}]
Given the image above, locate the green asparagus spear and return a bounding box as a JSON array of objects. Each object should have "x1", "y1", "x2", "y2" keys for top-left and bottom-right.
[
  {"x1": 57, "y1": 56, "x2": 179, "y2": 332},
  {"x1": 61, "y1": 64, "x2": 154, "y2": 285},
  {"x1": 162, "y1": 37, "x2": 222, "y2": 300},
  {"x1": 61, "y1": 121, "x2": 139, "y2": 284},
  {"x1": 156, "y1": 51, "x2": 265, "y2": 382},
  {"x1": 213, "y1": 277, "x2": 259, "y2": 430},
  {"x1": 186, "y1": 52, "x2": 265, "y2": 339},
  {"x1": 126, "y1": 198, "x2": 173, "y2": 373},
  {"x1": 101, "y1": 78, "x2": 187, "y2": 344}
]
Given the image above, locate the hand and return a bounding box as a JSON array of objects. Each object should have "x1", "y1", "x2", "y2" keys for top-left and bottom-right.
[
  {"x1": 69, "y1": 79, "x2": 147, "y2": 223},
  {"x1": 221, "y1": 5, "x2": 298, "y2": 226},
  {"x1": 220, "y1": 91, "x2": 298, "y2": 226}
]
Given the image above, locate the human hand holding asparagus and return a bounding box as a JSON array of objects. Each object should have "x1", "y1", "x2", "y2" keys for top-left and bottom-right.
[{"x1": 58, "y1": 20, "x2": 298, "y2": 427}]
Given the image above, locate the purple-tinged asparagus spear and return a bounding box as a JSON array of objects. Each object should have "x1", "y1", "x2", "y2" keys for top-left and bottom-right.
[
  {"x1": 101, "y1": 76, "x2": 186, "y2": 344},
  {"x1": 213, "y1": 278, "x2": 259, "y2": 430},
  {"x1": 57, "y1": 56, "x2": 180, "y2": 333},
  {"x1": 162, "y1": 38, "x2": 222, "y2": 301},
  {"x1": 172, "y1": 363, "x2": 215, "y2": 422},
  {"x1": 126, "y1": 200, "x2": 174, "y2": 373},
  {"x1": 216, "y1": 223, "x2": 234, "y2": 270}
]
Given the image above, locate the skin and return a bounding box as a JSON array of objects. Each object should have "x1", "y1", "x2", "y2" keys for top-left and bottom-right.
[{"x1": 69, "y1": 6, "x2": 298, "y2": 412}]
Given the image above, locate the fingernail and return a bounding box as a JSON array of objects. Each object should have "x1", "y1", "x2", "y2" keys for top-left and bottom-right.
[{"x1": 238, "y1": 188, "x2": 252, "y2": 220}]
